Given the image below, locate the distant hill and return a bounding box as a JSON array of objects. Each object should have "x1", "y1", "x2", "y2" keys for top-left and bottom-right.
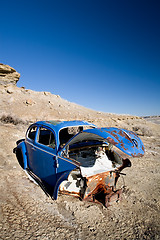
[
  {"x1": 0, "y1": 63, "x2": 159, "y2": 137},
  {"x1": 143, "y1": 116, "x2": 160, "y2": 125}
]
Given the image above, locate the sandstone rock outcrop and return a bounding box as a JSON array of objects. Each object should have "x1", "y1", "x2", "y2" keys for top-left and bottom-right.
[{"x1": 0, "y1": 63, "x2": 20, "y2": 86}]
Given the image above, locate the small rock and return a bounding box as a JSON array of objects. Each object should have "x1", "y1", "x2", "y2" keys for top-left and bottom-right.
[
  {"x1": 7, "y1": 89, "x2": 13, "y2": 94},
  {"x1": 44, "y1": 91, "x2": 51, "y2": 96},
  {"x1": 25, "y1": 99, "x2": 35, "y2": 105}
]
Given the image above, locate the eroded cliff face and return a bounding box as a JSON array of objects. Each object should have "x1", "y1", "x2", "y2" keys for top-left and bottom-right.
[{"x1": 0, "y1": 63, "x2": 20, "y2": 86}]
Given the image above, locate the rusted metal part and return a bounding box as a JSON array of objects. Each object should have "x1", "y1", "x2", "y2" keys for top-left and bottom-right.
[
  {"x1": 142, "y1": 145, "x2": 145, "y2": 152},
  {"x1": 59, "y1": 190, "x2": 81, "y2": 198},
  {"x1": 59, "y1": 157, "x2": 130, "y2": 207},
  {"x1": 59, "y1": 170, "x2": 123, "y2": 207},
  {"x1": 130, "y1": 152, "x2": 144, "y2": 157},
  {"x1": 116, "y1": 158, "x2": 131, "y2": 172},
  {"x1": 105, "y1": 189, "x2": 122, "y2": 207},
  {"x1": 82, "y1": 157, "x2": 130, "y2": 207},
  {"x1": 83, "y1": 171, "x2": 121, "y2": 207}
]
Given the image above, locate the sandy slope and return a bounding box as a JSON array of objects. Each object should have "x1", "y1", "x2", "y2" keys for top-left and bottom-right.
[{"x1": 0, "y1": 85, "x2": 160, "y2": 239}]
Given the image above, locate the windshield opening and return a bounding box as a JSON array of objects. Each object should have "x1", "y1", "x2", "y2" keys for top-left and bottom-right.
[{"x1": 59, "y1": 125, "x2": 95, "y2": 148}]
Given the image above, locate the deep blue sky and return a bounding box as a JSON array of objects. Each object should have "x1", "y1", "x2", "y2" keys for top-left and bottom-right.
[{"x1": 0, "y1": 0, "x2": 160, "y2": 116}]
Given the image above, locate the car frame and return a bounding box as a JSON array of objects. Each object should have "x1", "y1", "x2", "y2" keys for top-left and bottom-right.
[{"x1": 14, "y1": 120, "x2": 145, "y2": 207}]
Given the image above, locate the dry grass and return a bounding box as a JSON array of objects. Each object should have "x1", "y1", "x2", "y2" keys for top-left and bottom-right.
[
  {"x1": 132, "y1": 125, "x2": 153, "y2": 136},
  {"x1": 0, "y1": 114, "x2": 29, "y2": 125}
]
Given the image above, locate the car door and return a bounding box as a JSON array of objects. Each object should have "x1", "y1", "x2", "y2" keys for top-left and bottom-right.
[
  {"x1": 25, "y1": 124, "x2": 38, "y2": 169},
  {"x1": 27, "y1": 126, "x2": 57, "y2": 188}
]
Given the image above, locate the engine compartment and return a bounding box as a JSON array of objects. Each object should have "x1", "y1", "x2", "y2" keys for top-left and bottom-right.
[
  {"x1": 69, "y1": 144, "x2": 123, "y2": 176},
  {"x1": 59, "y1": 143, "x2": 125, "y2": 204}
]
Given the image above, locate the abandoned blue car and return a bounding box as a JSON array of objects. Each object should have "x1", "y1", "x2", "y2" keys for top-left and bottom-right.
[{"x1": 14, "y1": 120, "x2": 145, "y2": 207}]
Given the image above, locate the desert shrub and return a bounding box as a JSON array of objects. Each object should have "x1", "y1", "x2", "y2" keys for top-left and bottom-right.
[
  {"x1": 132, "y1": 126, "x2": 139, "y2": 132},
  {"x1": 0, "y1": 114, "x2": 28, "y2": 125},
  {"x1": 132, "y1": 125, "x2": 152, "y2": 136}
]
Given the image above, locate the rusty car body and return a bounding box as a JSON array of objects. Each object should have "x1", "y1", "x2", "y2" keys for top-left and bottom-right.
[{"x1": 14, "y1": 120, "x2": 145, "y2": 207}]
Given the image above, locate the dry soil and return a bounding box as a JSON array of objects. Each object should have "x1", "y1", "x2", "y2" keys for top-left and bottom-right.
[{"x1": 0, "y1": 85, "x2": 160, "y2": 240}]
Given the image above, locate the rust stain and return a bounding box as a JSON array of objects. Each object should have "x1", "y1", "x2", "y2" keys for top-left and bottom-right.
[
  {"x1": 59, "y1": 190, "x2": 81, "y2": 198},
  {"x1": 59, "y1": 158, "x2": 133, "y2": 207},
  {"x1": 110, "y1": 130, "x2": 120, "y2": 141},
  {"x1": 142, "y1": 145, "x2": 145, "y2": 152},
  {"x1": 107, "y1": 137, "x2": 118, "y2": 145},
  {"x1": 83, "y1": 171, "x2": 121, "y2": 207}
]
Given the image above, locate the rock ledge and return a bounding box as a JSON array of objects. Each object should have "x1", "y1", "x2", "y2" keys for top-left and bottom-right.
[{"x1": 0, "y1": 63, "x2": 20, "y2": 85}]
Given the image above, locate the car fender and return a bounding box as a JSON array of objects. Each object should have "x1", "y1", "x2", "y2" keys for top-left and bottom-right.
[
  {"x1": 52, "y1": 170, "x2": 74, "y2": 200},
  {"x1": 16, "y1": 141, "x2": 28, "y2": 169}
]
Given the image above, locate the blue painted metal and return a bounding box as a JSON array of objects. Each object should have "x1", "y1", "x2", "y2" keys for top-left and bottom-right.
[
  {"x1": 15, "y1": 120, "x2": 145, "y2": 201},
  {"x1": 27, "y1": 120, "x2": 96, "y2": 151},
  {"x1": 62, "y1": 127, "x2": 145, "y2": 157},
  {"x1": 17, "y1": 141, "x2": 28, "y2": 169},
  {"x1": 99, "y1": 127, "x2": 145, "y2": 157},
  {"x1": 24, "y1": 121, "x2": 84, "y2": 194},
  {"x1": 28, "y1": 143, "x2": 57, "y2": 186},
  {"x1": 36, "y1": 120, "x2": 96, "y2": 132}
]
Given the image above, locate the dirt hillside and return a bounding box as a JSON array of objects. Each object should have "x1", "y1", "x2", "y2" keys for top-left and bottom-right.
[{"x1": 0, "y1": 82, "x2": 160, "y2": 240}]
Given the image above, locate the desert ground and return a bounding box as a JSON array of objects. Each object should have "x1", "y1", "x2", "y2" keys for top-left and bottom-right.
[{"x1": 0, "y1": 83, "x2": 160, "y2": 239}]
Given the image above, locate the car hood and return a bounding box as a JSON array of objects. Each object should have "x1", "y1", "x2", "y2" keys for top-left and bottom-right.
[{"x1": 61, "y1": 127, "x2": 145, "y2": 157}]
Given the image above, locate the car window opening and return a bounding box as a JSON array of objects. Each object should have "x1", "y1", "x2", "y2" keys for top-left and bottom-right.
[
  {"x1": 28, "y1": 126, "x2": 37, "y2": 140},
  {"x1": 38, "y1": 127, "x2": 56, "y2": 149},
  {"x1": 59, "y1": 126, "x2": 83, "y2": 147},
  {"x1": 59, "y1": 126, "x2": 95, "y2": 147}
]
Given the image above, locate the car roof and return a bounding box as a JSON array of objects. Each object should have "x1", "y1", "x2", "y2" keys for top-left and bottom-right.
[{"x1": 35, "y1": 120, "x2": 96, "y2": 132}]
